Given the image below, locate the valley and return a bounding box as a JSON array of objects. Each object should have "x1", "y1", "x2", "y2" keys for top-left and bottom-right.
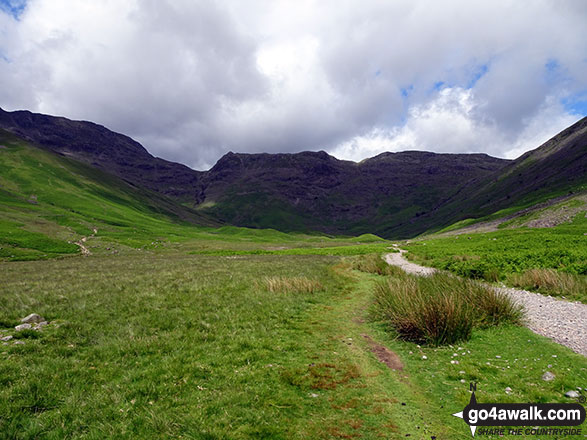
[{"x1": 0, "y1": 109, "x2": 585, "y2": 439}]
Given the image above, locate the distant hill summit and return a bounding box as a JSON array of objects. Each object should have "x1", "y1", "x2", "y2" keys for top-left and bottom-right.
[
  {"x1": 0, "y1": 107, "x2": 584, "y2": 238},
  {"x1": 0, "y1": 108, "x2": 202, "y2": 202}
]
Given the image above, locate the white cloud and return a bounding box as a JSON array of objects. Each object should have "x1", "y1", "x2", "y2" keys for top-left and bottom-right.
[{"x1": 0, "y1": 0, "x2": 585, "y2": 169}]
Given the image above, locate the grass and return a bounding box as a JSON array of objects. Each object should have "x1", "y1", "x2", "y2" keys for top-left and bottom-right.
[
  {"x1": 350, "y1": 253, "x2": 404, "y2": 276},
  {"x1": 508, "y1": 269, "x2": 587, "y2": 302},
  {"x1": 262, "y1": 276, "x2": 324, "y2": 294},
  {"x1": 404, "y1": 212, "x2": 587, "y2": 302},
  {"x1": 1, "y1": 249, "x2": 586, "y2": 439},
  {"x1": 371, "y1": 272, "x2": 523, "y2": 345}
]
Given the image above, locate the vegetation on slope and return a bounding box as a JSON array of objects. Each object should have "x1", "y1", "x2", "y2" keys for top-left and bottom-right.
[
  {"x1": 404, "y1": 212, "x2": 587, "y2": 302},
  {"x1": 0, "y1": 132, "x2": 391, "y2": 262}
]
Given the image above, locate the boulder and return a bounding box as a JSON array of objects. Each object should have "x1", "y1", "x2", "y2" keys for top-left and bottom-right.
[{"x1": 21, "y1": 313, "x2": 44, "y2": 324}]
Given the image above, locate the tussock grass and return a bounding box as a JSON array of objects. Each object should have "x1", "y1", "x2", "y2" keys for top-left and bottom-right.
[
  {"x1": 509, "y1": 268, "x2": 587, "y2": 302},
  {"x1": 263, "y1": 276, "x2": 324, "y2": 294},
  {"x1": 352, "y1": 254, "x2": 404, "y2": 276},
  {"x1": 373, "y1": 273, "x2": 523, "y2": 345}
]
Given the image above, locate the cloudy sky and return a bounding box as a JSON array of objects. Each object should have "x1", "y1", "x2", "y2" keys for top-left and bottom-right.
[{"x1": 0, "y1": 0, "x2": 586, "y2": 170}]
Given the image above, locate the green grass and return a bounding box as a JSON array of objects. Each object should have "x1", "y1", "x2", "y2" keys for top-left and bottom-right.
[
  {"x1": 404, "y1": 213, "x2": 587, "y2": 302},
  {"x1": 371, "y1": 272, "x2": 523, "y2": 345},
  {"x1": 1, "y1": 251, "x2": 586, "y2": 439}
]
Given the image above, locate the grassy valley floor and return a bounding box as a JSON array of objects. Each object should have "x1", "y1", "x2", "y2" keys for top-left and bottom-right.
[{"x1": 1, "y1": 247, "x2": 586, "y2": 439}]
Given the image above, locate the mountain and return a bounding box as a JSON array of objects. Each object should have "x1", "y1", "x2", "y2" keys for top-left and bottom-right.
[
  {"x1": 0, "y1": 108, "x2": 202, "y2": 203},
  {"x1": 413, "y1": 116, "x2": 587, "y2": 234},
  {"x1": 0, "y1": 127, "x2": 219, "y2": 260},
  {"x1": 1, "y1": 107, "x2": 585, "y2": 239},
  {"x1": 196, "y1": 150, "x2": 508, "y2": 237}
]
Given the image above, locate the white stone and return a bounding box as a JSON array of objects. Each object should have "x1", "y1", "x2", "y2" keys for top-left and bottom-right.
[{"x1": 21, "y1": 313, "x2": 44, "y2": 324}]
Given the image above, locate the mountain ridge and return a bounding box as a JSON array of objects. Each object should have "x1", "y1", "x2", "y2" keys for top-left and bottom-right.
[{"x1": 1, "y1": 107, "x2": 584, "y2": 238}]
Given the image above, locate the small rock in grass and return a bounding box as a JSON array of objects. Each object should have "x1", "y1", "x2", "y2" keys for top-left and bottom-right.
[
  {"x1": 460, "y1": 379, "x2": 466, "y2": 383},
  {"x1": 542, "y1": 371, "x2": 555, "y2": 381},
  {"x1": 496, "y1": 355, "x2": 501, "y2": 359},
  {"x1": 505, "y1": 387, "x2": 512, "y2": 394},
  {"x1": 309, "y1": 393, "x2": 319, "y2": 398},
  {"x1": 459, "y1": 370, "x2": 466, "y2": 374},
  {"x1": 13, "y1": 340, "x2": 25, "y2": 345},
  {"x1": 450, "y1": 360, "x2": 459, "y2": 365},
  {"x1": 421, "y1": 355, "x2": 427, "y2": 360},
  {"x1": 21, "y1": 313, "x2": 44, "y2": 324},
  {"x1": 0, "y1": 335, "x2": 13, "y2": 341},
  {"x1": 564, "y1": 390, "x2": 580, "y2": 398},
  {"x1": 15, "y1": 323, "x2": 32, "y2": 331}
]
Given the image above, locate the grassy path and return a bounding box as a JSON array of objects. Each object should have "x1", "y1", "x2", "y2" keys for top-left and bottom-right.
[{"x1": 290, "y1": 265, "x2": 454, "y2": 438}]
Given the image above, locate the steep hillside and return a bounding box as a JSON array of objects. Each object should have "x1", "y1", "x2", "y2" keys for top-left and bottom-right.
[
  {"x1": 197, "y1": 150, "x2": 508, "y2": 237},
  {"x1": 0, "y1": 108, "x2": 202, "y2": 203},
  {"x1": 1, "y1": 107, "x2": 584, "y2": 239},
  {"x1": 0, "y1": 129, "x2": 218, "y2": 260},
  {"x1": 414, "y1": 117, "x2": 587, "y2": 234}
]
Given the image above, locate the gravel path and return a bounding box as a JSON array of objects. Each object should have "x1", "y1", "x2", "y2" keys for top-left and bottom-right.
[{"x1": 384, "y1": 250, "x2": 587, "y2": 356}]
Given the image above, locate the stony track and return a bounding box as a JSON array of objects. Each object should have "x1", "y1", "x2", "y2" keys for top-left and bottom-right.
[{"x1": 384, "y1": 250, "x2": 587, "y2": 356}]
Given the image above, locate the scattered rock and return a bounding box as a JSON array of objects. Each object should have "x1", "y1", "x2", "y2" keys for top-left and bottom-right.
[
  {"x1": 564, "y1": 390, "x2": 580, "y2": 398},
  {"x1": 13, "y1": 340, "x2": 25, "y2": 345},
  {"x1": 495, "y1": 355, "x2": 501, "y2": 359},
  {"x1": 422, "y1": 355, "x2": 428, "y2": 360},
  {"x1": 309, "y1": 393, "x2": 319, "y2": 398},
  {"x1": 21, "y1": 313, "x2": 44, "y2": 324},
  {"x1": 542, "y1": 371, "x2": 555, "y2": 381},
  {"x1": 33, "y1": 321, "x2": 49, "y2": 330},
  {"x1": 505, "y1": 387, "x2": 512, "y2": 394},
  {"x1": 0, "y1": 335, "x2": 13, "y2": 341},
  {"x1": 15, "y1": 323, "x2": 32, "y2": 331},
  {"x1": 450, "y1": 360, "x2": 459, "y2": 365}
]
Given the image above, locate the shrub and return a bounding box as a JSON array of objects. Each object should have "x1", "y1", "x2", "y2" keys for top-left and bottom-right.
[
  {"x1": 508, "y1": 269, "x2": 587, "y2": 302},
  {"x1": 372, "y1": 273, "x2": 523, "y2": 345},
  {"x1": 262, "y1": 276, "x2": 324, "y2": 294}
]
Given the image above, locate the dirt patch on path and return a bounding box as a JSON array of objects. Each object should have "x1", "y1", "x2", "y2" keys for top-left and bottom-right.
[{"x1": 362, "y1": 334, "x2": 403, "y2": 370}]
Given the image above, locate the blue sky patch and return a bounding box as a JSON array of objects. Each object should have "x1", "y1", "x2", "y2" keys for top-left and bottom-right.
[
  {"x1": 0, "y1": 0, "x2": 26, "y2": 19},
  {"x1": 562, "y1": 93, "x2": 587, "y2": 117}
]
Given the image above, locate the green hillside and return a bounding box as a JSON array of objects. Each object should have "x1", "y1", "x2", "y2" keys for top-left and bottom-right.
[{"x1": 0, "y1": 131, "x2": 393, "y2": 261}]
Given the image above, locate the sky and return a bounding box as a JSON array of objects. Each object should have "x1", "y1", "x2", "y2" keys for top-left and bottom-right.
[{"x1": 0, "y1": 0, "x2": 586, "y2": 170}]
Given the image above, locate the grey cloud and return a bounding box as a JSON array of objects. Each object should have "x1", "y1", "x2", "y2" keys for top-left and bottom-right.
[{"x1": 0, "y1": 0, "x2": 585, "y2": 169}]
